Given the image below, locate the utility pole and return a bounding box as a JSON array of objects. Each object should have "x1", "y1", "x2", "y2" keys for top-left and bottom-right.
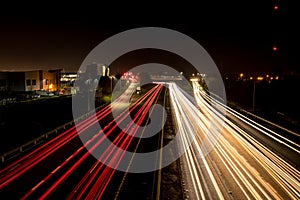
[
  {"x1": 110, "y1": 76, "x2": 113, "y2": 93},
  {"x1": 252, "y1": 79, "x2": 255, "y2": 112},
  {"x1": 87, "y1": 79, "x2": 91, "y2": 112}
]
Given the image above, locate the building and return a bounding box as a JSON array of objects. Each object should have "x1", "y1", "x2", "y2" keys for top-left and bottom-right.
[
  {"x1": 60, "y1": 72, "x2": 78, "y2": 87},
  {"x1": 0, "y1": 69, "x2": 62, "y2": 92}
]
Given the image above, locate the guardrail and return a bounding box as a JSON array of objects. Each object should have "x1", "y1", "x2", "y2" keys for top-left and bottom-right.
[
  {"x1": 240, "y1": 109, "x2": 300, "y2": 138},
  {"x1": 0, "y1": 104, "x2": 107, "y2": 163}
]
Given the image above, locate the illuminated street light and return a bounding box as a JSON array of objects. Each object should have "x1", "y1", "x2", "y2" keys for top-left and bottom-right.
[
  {"x1": 239, "y1": 73, "x2": 244, "y2": 80},
  {"x1": 109, "y1": 76, "x2": 116, "y2": 93},
  {"x1": 190, "y1": 78, "x2": 199, "y2": 82}
]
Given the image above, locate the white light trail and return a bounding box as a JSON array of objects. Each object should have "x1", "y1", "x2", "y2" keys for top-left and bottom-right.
[{"x1": 168, "y1": 81, "x2": 300, "y2": 199}]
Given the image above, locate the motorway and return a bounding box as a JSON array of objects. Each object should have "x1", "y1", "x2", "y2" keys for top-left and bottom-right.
[
  {"x1": 0, "y1": 80, "x2": 299, "y2": 200},
  {"x1": 0, "y1": 83, "x2": 166, "y2": 199},
  {"x1": 168, "y1": 81, "x2": 299, "y2": 199}
]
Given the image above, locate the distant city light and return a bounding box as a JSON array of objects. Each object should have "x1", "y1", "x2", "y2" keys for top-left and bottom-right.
[
  {"x1": 274, "y1": 5, "x2": 279, "y2": 10},
  {"x1": 257, "y1": 77, "x2": 264, "y2": 81},
  {"x1": 273, "y1": 45, "x2": 277, "y2": 51},
  {"x1": 190, "y1": 78, "x2": 198, "y2": 82}
]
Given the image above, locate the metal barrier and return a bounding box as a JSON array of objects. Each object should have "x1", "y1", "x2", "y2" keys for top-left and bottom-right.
[{"x1": 0, "y1": 104, "x2": 107, "y2": 163}]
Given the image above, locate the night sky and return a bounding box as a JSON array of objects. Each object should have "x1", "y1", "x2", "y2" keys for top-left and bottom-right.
[{"x1": 0, "y1": 1, "x2": 299, "y2": 77}]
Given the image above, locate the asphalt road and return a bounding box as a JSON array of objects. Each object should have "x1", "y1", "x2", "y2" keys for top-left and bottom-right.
[
  {"x1": 169, "y1": 81, "x2": 299, "y2": 199},
  {"x1": 1, "y1": 81, "x2": 299, "y2": 200}
]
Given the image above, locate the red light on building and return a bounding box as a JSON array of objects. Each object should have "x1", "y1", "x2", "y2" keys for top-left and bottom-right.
[
  {"x1": 273, "y1": 45, "x2": 277, "y2": 51},
  {"x1": 274, "y1": 5, "x2": 279, "y2": 10}
]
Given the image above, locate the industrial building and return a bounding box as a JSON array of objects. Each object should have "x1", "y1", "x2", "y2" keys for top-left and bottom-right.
[{"x1": 0, "y1": 69, "x2": 62, "y2": 92}]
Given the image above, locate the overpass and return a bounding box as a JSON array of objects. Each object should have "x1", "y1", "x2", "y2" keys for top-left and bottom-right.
[{"x1": 150, "y1": 75, "x2": 183, "y2": 81}]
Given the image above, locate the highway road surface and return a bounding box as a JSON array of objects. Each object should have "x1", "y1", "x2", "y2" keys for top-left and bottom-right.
[
  {"x1": 0, "y1": 83, "x2": 165, "y2": 199},
  {"x1": 168, "y1": 81, "x2": 299, "y2": 199},
  {"x1": 0, "y1": 80, "x2": 299, "y2": 200}
]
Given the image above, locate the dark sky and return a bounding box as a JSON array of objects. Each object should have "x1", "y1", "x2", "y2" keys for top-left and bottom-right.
[{"x1": 0, "y1": 1, "x2": 299, "y2": 77}]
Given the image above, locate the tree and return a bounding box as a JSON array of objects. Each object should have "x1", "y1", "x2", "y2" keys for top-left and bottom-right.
[{"x1": 114, "y1": 72, "x2": 121, "y2": 80}]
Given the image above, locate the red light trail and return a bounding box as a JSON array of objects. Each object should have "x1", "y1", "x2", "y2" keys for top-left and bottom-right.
[{"x1": 0, "y1": 83, "x2": 162, "y2": 199}]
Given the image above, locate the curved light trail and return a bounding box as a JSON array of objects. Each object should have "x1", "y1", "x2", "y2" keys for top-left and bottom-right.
[
  {"x1": 168, "y1": 80, "x2": 299, "y2": 199},
  {"x1": 0, "y1": 83, "x2": 163, "y2": 199},
  {"x1": 0, "y1": 80, "x2": 299, "y2": 200}
]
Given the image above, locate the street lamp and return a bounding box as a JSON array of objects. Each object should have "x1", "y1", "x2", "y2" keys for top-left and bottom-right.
[
  {"x1": 252, "y1": 77, "x2": 263, "y2": 112},
  {"x1": 85, "y1": 78, "x2": 98, "y2": 112},
  {"x1": 239, "y1": 73, "x2": 244, "y2": 80},
  {"x1": 109, "y1": 76, "x2": 115, "y2": 93},
  {"x1": 110, "y1": 77, "x2": 113, "y2": 93},
  {"x1": 253, "y1": 78, "x2": 256, "y2": 112}
]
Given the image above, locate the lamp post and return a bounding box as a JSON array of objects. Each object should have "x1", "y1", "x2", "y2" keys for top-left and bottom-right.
[
  {"x1": 86, "y1": 79, "x2": 91, "y2": 112},
  {"x1": 253, "y1": 78, "x2": 256, "y2": 112},
  {"x1": 109, "y1": 76, "x2": 115, "y2": 93},
  {"x1": 86, "y1": 78, "x2": 98, "y2": 112},
  {"x1": 109, "y1": 76, "x2": 113, "y2": 93}
]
